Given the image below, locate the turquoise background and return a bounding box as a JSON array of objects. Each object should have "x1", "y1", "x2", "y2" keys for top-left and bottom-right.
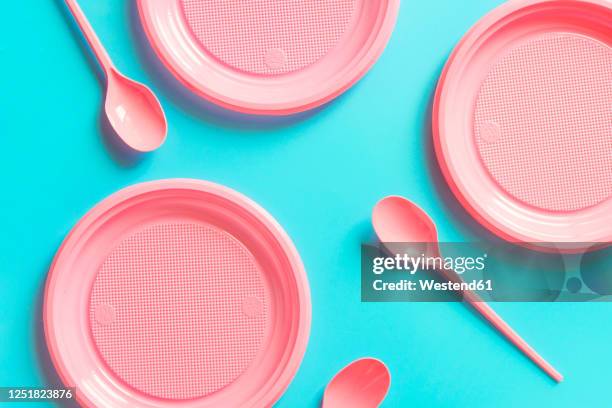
[{"x1": 1, "y1": 1, "x2": 610, "y2": 407}]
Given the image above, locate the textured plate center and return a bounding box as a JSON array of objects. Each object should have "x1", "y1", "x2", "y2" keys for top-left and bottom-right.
[
  {"x1": 89, "y1": 223, "x2": 267, "y2": 400},
  {"x1": 475, "y1": 34, "x2": 612, "y2": 212},
  {"x1": 181, "y1": 0, "x2": 356, "y2": 75}
]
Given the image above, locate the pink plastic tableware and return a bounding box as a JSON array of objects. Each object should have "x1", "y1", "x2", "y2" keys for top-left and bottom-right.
[
  {"x1": 136, "y1": 0, "x2": 399, "y2": 115},
  {"x1": 433, "y1": 0, "x2": 612, "y2": 251},
  {"x1": 372, "y1": 196, "x2": 563, "y2": 382},
  {"x1": 65, "y1": 0, "x2": 167, "y2": 152},
  {"x1": 44, "y1": 179, "x2": 311, "y2": 408},
  {"x1": 322, "y1": 358, "x2": 391, "y2": 408}
]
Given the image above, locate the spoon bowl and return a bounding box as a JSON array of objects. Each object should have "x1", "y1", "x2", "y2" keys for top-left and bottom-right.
[
  {"x1": 322, "y1": 358, "x2": 390, "y2": 408},
  {"x1": 372, "y1": 195, "x2": 439, "y2": 258},
  {"x1": 372, "y1": 195, "x2": 437, "y2": 243},
  {"x1": 105, "y1": 69, "x2": 167, "y2": 152}
]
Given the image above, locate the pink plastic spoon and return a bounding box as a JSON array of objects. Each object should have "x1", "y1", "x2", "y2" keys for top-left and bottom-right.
[
  {"x1": 65, "y1": 0, "x2": 166, "y2": 152},
  {"x1": 372, "y1": 196, "x2": 563, "y2": 382},
  {"x1": 322, "y1": 358, "x2": 391, "y2": 408}
]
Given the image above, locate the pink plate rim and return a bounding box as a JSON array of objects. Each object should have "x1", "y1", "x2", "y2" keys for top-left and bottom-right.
[
  {"x1": 43, "y1": 178, "x2": 311, "y2": 408},
  {"x1": 136, "y1": 0, "x2": 400, "y2": 115},
  {"x1": 433, "y1": 0, "x2": 612, "y2": 251}
]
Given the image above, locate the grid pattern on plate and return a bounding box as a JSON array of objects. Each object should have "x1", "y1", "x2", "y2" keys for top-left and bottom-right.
[
  {"x1": 89, "y1": 223, "x2": 267, "y2": 400},
  {"x1": 181, "y1": 0, "x2": 355, "y2": 75},
  {"x1": 474, "y1": 34, "x2": 612, "y2": 212}
]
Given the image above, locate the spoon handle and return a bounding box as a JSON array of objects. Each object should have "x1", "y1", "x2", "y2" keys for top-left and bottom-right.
[
  {"x1": 467, "y1": 293, "x2": 563, "y2": 382},
  {"x1": 64, "y1": 0, "x2": 115, "y2": 75},
  {"x1": 439, "y1": 267, "x2": 563, "y2": 382}
]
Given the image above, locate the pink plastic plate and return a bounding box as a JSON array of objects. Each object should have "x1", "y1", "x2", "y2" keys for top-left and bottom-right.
[
  {"x1": 433, "y1": 0, "x2": 612, "y2": 251},
  {"x1": 137, "y1": 0, "x2": 399, "y2": 115},
  {"x1": 44, "y1": 179, "x2": 311, "y2": 408}
]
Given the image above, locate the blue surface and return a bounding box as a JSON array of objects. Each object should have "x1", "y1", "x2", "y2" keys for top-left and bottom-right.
[{"x1": 1, "y1": 1, "x2": 610, "y2": 407}]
